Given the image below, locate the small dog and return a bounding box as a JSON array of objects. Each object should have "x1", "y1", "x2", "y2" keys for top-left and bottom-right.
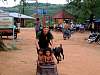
[{"x1": 53, "y1": 44, "x2": 64, "y2": 63}]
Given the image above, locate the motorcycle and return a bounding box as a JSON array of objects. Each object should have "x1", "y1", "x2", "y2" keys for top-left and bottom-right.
[{"x1": 88, "y1": 32, "x2": 100, "y2": 44}]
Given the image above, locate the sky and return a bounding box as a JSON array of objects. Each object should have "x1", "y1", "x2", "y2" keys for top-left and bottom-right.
[{"x1": 0, "y1": 0, "x2": 67, "y2": 7}]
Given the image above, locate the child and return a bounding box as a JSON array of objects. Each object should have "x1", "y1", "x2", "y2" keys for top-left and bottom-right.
[
  {"x1": 45, "y1": 49, "x2": 54, "y2": 64},
  {"x1": 38, "y1": 49, "x2": 45, "y2": 65}
]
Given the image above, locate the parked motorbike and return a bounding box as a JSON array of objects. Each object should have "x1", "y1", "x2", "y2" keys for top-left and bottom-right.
[{"x1": 88, "y1": 32, "x2": 100, "y2": 44}]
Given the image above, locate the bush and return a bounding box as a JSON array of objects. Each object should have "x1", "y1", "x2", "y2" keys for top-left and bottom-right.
[{"x1": 25, "y1": 20, "x2": 35, "y2": 27}]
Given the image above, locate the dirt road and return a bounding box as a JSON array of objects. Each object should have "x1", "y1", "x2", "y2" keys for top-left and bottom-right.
[{"x1": 0, "y1": 28, "x2": 100, "y2": 75}]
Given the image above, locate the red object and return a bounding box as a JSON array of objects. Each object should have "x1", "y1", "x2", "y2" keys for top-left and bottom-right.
[
  {"x1": 0, "y1": 30, "x2": 12, "y2": 33},
  {"x1": 53, "y1": 10, "x2": 74, "y2": 19},
  {"x1": 42, "y1": 16, "x2": 46, "y2": 26}
]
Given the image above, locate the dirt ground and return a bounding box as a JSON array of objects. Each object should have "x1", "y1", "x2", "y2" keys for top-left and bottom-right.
[{"x1": 0, "y1": 28, "x2": 100, "y2": 75}]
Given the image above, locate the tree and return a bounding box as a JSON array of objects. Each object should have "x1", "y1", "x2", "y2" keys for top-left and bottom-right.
[{"x1": 65, "y1": 0, "x2": 97, "y2": 23}]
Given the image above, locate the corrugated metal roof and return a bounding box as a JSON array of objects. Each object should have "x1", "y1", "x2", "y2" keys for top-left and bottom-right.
[
  {"x1": 9, "y1": 12, "x2": 35, "y2": 19},
  {"x1": 0, "y1": 10, "x2": 5, "y2": 13}
]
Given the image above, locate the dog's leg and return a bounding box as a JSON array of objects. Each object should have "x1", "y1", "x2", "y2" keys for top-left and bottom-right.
[
  {"x1": 54, "y1": 54, "x2": 59, "y2": 63},
  {"x1": 55, "y1": 55, "x2": 60, "y2": 64},
  {"x1": 58, "y1": 54, "x2": 62, "y2": 61},
  {"x1": 56, "y1": 56, "x2": 60, "y2": 64},
  {"x1": 61, "y1": 49, "x2": 64, "y2": 60},
  {"x1": 57, "y1": 59, "x2": 59, "y2": 64}
]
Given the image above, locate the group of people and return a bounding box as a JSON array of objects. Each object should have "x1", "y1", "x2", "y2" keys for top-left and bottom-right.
[
  {"x1": 35, "y1": 25, "x2": 55, "y2": 65},
  {"x1": 35, "y1": 23, "x2": 71, "y2": 50},
  {"x1": 35, "y1": 22, "x2": 72, "y2": 49},
  {"x1": 35, "y1": 18, "x2": 73, "y2": 64}
]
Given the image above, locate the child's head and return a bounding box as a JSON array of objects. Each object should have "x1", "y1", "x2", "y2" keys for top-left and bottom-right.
[
  {"x1": 45, "y1": 50, "x2": 51, "y2": 56},
  {"x1": 38, "y1": 49, "x2": 43, "y2": 55},
  {"x1": 45, "y1": 48, "x2": 52, "y2": 56}
]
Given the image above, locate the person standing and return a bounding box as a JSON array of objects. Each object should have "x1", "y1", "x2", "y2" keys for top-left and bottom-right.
[
  {"x1": 35, "y1": 18, "x2": 41, "y2": 37},
  {"x1": 62, "y1": 23, "x2": 71, "y2": 39},
  {"x1": 35, "y1": 26, "x2": 54, "y2": 52}
]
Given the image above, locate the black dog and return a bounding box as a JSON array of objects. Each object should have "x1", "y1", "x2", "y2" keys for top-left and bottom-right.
[{"x1": 53, "y1": 44, "x2": 64, "y2": 63}]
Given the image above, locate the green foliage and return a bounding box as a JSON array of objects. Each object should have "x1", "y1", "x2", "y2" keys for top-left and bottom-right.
[
  {"x1": 65, "y1": 0, "x2": 100, "y2": 23},
  {"x1": 25, "y1": 20, "x2": 34, "y2": 27},
  {"x1": 1, "y1": 0, "x2": 100, "y2": 24},
  {"x1": 0, "y1": 3, "x2": 64, "y2": 16}
]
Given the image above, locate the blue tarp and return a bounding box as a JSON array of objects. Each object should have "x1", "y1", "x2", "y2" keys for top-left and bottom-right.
[
  {"x1": 9, "y1": 13, "x2": 34, "y2": 19},
  {"x1": 94, "y1": 19, "x2": 100, "y2": 23}
]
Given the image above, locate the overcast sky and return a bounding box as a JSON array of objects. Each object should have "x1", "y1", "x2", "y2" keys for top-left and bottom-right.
[{"x1": 0, "y1": 0, "x2": 67, "y2": 7}]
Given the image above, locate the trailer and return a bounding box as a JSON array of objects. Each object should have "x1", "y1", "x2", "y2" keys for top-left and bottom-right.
[
  {"x1": 0, "y1": 25, "x2": 19, "y2": 39},
  {"x1": 0, "y1": 15, "x2": 20, "y2": 39}
]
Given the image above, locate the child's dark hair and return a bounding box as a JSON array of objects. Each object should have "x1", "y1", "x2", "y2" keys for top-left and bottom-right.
[
  {"x1": 45, "y1": 48, "x2": 52, "y2": 56},
  {"x1": 38, "y1": 49, "x2": 43, "y2": 54}
]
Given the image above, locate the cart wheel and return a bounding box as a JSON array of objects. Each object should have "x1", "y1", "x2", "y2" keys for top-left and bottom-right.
[
  {"x1": 36, "y1": 66, "x2": 40, "y2": 75},
  {"x1": 54, "y1": 65, "x2": 59, "y2": 75}
]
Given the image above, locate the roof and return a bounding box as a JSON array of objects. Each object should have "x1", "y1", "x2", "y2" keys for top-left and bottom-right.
[
  {"x1": 0, "y1": 9, "x2": 34, "y2": 19},
  {"x1": 0, "y1": 10, "x2": 35, "y2": 19},
  {"x1": 53, "y1": 10, "x2": 74, "y2": 19},
  {"x1": 0, "y1": 10, "x2": 5, "y2": 13},
  {"x1": 9, "y1": 12, "x2": 35, "y2": 19}
]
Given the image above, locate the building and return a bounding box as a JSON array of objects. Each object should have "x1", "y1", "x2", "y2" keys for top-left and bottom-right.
[
  {"x1": 9, "y1": 12, "x2": 35, "y2": 27},
  {"x1": 0, "y1": 10, "x2": 35, "y2": 27},
  {"x1": 53, "y1": 10, "x2": 75, "y2": 24}
]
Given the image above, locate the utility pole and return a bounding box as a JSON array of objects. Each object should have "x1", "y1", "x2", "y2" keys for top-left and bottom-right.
[
  {"x1": 20, "y1": 0, "x2": 26, "y2": 27},
  {"x1": 20, "y1": 0, "x2": 26, "y2": 14},
  {"x1": 35, "y1": 0, "x2": 40, "y2": 26},
  {"x1": 42, "y1": 0, "x2": 48, "y2": 26},
  {"x1": 35, "y1": 0, "x2": 38, "y2": 18}
]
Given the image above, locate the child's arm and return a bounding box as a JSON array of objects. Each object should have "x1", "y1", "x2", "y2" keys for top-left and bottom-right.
[
  {"x1": 51, "y1": 56, "x2": 54, "y2": 62},
  {"x1": 47, "y1": 56, "x2": 54, "y2": 63}
]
